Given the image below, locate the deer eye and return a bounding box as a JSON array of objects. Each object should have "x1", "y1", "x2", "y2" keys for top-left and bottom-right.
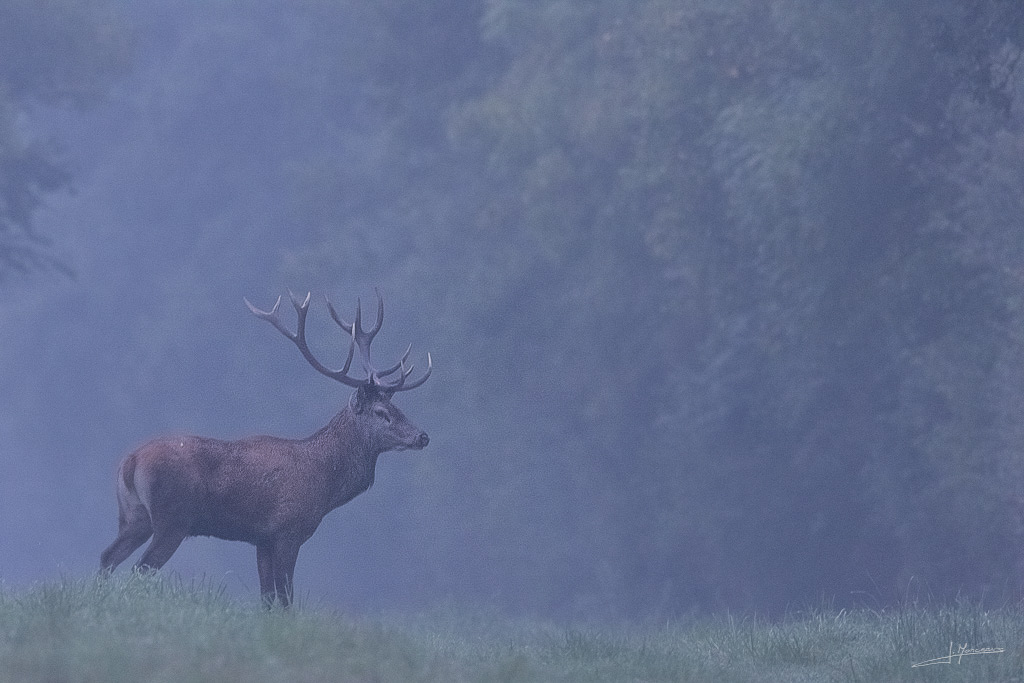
[{"x1": 373, "y1": 406, "x2": 391, "y2": 423}]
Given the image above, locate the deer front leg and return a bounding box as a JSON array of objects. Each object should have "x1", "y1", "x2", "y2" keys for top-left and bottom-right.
[
  {"x1": 256, "y1": 543, "x2": 275, "y2": 607},
  {"x1": 272, "y1": 540, "x2": 301, "y2": 608}
]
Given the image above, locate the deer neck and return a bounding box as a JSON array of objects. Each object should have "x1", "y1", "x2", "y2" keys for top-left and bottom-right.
[{"x1": 311, "y1": 407, "x2": 381, "y2": 509}]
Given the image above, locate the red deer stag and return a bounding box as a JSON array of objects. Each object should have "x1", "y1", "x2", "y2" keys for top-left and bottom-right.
[{"x1": 100, "y1": 290, "x2": 431, "y2": 606}]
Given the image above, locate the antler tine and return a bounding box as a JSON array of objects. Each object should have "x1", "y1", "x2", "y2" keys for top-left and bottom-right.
[
  {"x1": 246, "y1": 293, "x2": 364, "y2": 388},
  {"x1": 285, "y1": 290, "x2": 315, "y2": 350},
  {"x1": 350, "y1": 298, "x2": 374, "y2": 375},
  {"x1": 339, "y1": 327, "x2": 356, "y2": 377},
  {"x1": 388, "y1": 362, "x2": 409, "y2": 391},
  {"x1": 327, "y1": 295, "x2": 374, "y2": 377},
  {"x1": 324, "y1": 295, "x2": 357, "y2": 375},
  {"x1": 288, "y1": 289, "x2": 311, "y2": 314},
  {"x1": 378, "y1": 344, "x2": 412, "y2": 377},
  {"x1": 244, "y1": 295, "x2": 296, "y2": 341},
  {"x1": 389, "y1": 352, "x2": 432, "y2": 392},
  {"x1": 326, "y1": 296, "x2": 353, "y2": 334},
  {"x1": 367, "y1": 287, "x2": 384, "y2": 338},
  {"x1": 286, "y1": 289, "x2": 313, "y2": 340},
  {"x1": 351, "y1": 289, "x2": 385, "y2": 342},
  {"x1": 328, "y1": 290, "x2": 383, "y2": 378}
]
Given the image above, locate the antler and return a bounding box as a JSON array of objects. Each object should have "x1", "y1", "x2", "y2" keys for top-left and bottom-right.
[
  {"x1": 245, "y1": 289, "x2": 431, "y2": 393},
  {"x1": 325, "y1": 288, "x2": 431, "y2": 392}
]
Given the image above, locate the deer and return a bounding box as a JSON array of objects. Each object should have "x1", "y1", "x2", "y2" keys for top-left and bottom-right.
[{"x1": 99, "y1": 290, "x2": 431, "y2": 607}]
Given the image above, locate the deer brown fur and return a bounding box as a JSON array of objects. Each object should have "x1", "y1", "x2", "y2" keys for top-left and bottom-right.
[{"x1": 100, "y1": 291, "x2": 431, "y2": 606}]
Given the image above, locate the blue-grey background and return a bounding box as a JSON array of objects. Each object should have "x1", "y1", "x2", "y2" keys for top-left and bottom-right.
[{"x1": 2, "y1": 1, "x2": 1024, "y2": 620}]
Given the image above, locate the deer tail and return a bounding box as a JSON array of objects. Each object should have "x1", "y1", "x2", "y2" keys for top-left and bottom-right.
[
  {"x1": 116, "y1": 452, "x2": 151, "y2": 516},
  {"x1": 120, "y1": 453, "x2": 138, "y2": 495}
]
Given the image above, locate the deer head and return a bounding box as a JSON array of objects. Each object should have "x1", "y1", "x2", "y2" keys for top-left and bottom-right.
[{"x1": 245, "y1": 289, "x2": 432, "y2": 449}]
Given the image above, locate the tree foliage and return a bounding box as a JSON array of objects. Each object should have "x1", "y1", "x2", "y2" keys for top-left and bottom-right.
[
  {"x1": 5, "y1": 0, "x2": 1024, "y2": 619},
  {"x1": 0, "y1": 0, "x2": 130, "y2": 279},
  {"x1": 276, "y1": 0, "x2": 1024, "y2": 614}
]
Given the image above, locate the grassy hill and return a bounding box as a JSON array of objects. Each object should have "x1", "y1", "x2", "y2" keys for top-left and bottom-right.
[{"x1": 0, "y1": 574, "x2": 1021, "y2": 681}]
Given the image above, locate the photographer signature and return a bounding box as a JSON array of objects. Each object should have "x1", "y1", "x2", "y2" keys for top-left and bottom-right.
[{"x1": 912, "y1": 642, "x2": 1004, "y2": 667}]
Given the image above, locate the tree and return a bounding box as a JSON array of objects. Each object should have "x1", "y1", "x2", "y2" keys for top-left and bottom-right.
[
  {"x1": 82, "y1": 0, "x2": 1024, "y2": 616},
  {"x1": 0, "y1": 0, "x2": 130, "y2": 279},
  {"x1": 445, "y1": 0, "x2": 1024, "y2": 613}
]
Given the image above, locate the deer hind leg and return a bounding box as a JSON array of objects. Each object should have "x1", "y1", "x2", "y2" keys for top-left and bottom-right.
[
  {"x1": 100, "y1": 474, "x2": 153, "y2": 571},
  {"x1": 100, "y1": 515, "x2": 152, "y2": 572},
  {"x1": 135, "y1": 524, "x2": 188, "y2": 571}
]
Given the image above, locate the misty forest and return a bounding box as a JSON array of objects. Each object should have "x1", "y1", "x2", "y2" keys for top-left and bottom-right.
[{"x1": 2, "y1": 0, "x2": 1024, "y2": 623}]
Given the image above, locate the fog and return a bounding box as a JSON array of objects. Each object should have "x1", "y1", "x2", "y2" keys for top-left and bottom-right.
[{"x1": 2, "y1": 1, "x2": 1024, "y2": 621}]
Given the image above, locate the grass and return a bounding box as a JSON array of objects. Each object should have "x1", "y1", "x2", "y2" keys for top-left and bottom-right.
[{"x1": 0, "y1": 575, "x2": 1023, "y2": 682}]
